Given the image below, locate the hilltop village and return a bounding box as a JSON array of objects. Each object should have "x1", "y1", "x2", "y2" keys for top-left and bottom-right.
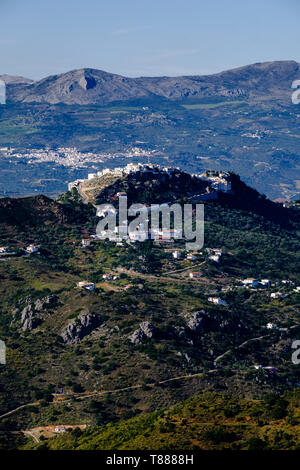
[
  {"x1": 64, "y1": 163, "x2": 299, "y2": 305},
  {"x1": 68, "y1": 162, "x2": 232, "y2": 194}
]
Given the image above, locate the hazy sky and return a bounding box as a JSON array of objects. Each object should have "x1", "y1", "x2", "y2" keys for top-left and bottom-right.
[{"x1": 1, "y1": 0, "x2": 300, "y2": 79}]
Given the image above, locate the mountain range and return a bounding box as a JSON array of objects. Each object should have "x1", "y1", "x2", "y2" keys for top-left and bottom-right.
[
  {"x1": 1, "y1": 60, "x2": 300, "y2": 105},
  {"x1": 0, "y1": 60, "x2": 300, "y2": 201}
]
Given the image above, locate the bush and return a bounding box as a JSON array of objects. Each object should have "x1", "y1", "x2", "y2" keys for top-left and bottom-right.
[
  {"x1": 204, "y1": 426, "x2": 237, "y2": 444},
  {"x1": 247, "y1": 437, "x2": 267, "y2": 450}
]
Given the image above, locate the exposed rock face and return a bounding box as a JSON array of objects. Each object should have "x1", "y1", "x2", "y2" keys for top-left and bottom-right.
[
  {"x1": 14, "y1": 295, "x2": 58, "y2": 331},
  {"x1": 61, "y1": 313, "x2": 102, "y2": 344},
  {"x1": 21, "y1": 305, "x2": 36, "y2": 331},
  {"x1": 186, "y1": 310, "x2": 216, "y2": 333},
  {"x1": 128, "y1": 321, "x2": 155, "y2": 345},
  {"x1": 184, "y1": 309, "x2": 248, "y2": 336}
]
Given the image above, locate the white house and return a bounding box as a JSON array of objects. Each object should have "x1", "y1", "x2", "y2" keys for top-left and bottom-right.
[
  {"x1": 54, "y1": 426, "x2": 66, "y2": 433},
  {"x1": 172, "y1": 250, "x2": 181, "y2": 259},
  {"x1": 0, "y1": 247, "x2": 9, "y2": 253},
  {"x1": 270, "y1": 292, "x2": 285, "y2": 299},
  {"x1": 68, "y1": 179, "x2": 84, "y2": 191},
  {"x1": 260, "y1": 279, "x2": 270, "y2": 287},
  {"x1": 26, "y1": 245, "x2": 39, "y2": 254},
  {"x1": 241, "y1": 278, "x2": 259, "y2": 288},
  {"x1": 189, "y1": 272, "x2": 201, "y2": 278},
  {"x1": 81, "y1": 238, "x2": 91, "y2": 247},
  {"x1": 88, "y1": 173, "x2": 97, "y2": 180},
  {"x1": 208, "y1": 297, "x2": 227, "y2": 306},
  {"x1": 77, "y1": 281, "x2": 95, "y2": 291},
  {"x1": 208, "y1": 254, "x2": 221, "y2": 263}
]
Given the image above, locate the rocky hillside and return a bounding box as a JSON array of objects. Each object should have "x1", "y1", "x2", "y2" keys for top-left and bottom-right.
[
  {"x1": 0, "y1": 172, "x2": 299, "y2": 450},
  {"x1": 0, "y1": 194, "x2": 96, "y2": 229},
  {"x1": 0, "y1": 195, "x2": 72, "y2": 227},
  {"x1": 4, "y1": 61, "x2": 300, "y2": 105}
]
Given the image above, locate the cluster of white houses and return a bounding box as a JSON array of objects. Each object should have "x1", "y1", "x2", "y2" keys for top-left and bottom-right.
[
  {"x1": 195, "y1": 170, "x2": 232, "y2": 193},
  {"x1": 68, "y1": 163, "x2": 233, "y2": 194},
  {"x1": 0, "y1": 245, "x2": 39, "y2": 256},
  {"x1": 68, "y1": 163, "x2": 183, "y2": 192}
]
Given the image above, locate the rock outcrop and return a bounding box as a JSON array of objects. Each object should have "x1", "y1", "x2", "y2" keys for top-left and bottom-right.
[
  {"x1": 184, "y1": 309, "x2": 248, "y2": 335},
  {"x1": 13, "y1": 295, "x2": 58, "y2": 331},
  {"x1": 128, "y1": 321, "x2": 155, "y2": 345},
  {"x1": 61, "y1": 313, "x2": 102, "y2": 344},
  {"x1": 185, "y1": 310, "x2": 216, "y2": 333}
]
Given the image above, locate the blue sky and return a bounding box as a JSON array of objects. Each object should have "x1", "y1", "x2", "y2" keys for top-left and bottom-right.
[{"x1": 0, "y1": 0, "x2": 300, "y2": 79}]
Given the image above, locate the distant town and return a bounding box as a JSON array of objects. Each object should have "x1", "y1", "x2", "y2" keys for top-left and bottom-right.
[{"x1": 0, "y1": 146, "x2": 157, "y2": 168}]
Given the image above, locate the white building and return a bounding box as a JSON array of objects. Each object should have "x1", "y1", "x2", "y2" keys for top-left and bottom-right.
[
  {"x1": 270, "y1": 292, "x2": 285, "y2": 299},
  {"x1": 77, "y1": 281, "x2": 95, "y2": 291},
  {"x1": 172, "y1": 250, "x2": 181, "y2": 259},
  {"x1": 26, "y1": 245, "x2": 39, "y2": 254},
  {"x1": 266, "y1": 322, "x2": 277, "y2": 329},
  {"x1": 189, "y1": 272, "x2": 201, "y2": 278},
  {"x1": 241, "y1": 278, "x2": 259, "y2": 288},
  {"x1": 68, "y1": 179, "x2": 84, "y2": 191},
  {"x1": 88, "y1": 173, "x2": 97, "y2": 180},
  {"x1": 54, "y1": 426, "x2": 66, "y2": 433},
  {"x1": 208, "y1": 254, "x2": 221, "y2": 263},
  {"x1": 208, "y1": 297, "x2": 227, "y2": 306},
  {"x1": 186, "y1": 254, "x2": 196, "y2": 261},
  {"x1": 81, "y1": 238, "x2": 91, "y2": 247}
]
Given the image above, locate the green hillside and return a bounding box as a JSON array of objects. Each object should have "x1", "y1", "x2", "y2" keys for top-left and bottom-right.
[{"x1": 0, "y1": 172, "x2": 299, "y2": 450}]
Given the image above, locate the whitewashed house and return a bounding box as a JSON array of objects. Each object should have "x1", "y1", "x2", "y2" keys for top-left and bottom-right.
[
  {"x1": 77, "y1": 281, "x2": 95, "y2": 291},
  {"x1": 208, "y1": 297, "x2": 227, "y2": 306},
  {"x1": 189, "y1": 272, "x2": 201, "y2": 279},
  {"x1": 241, "y1": 278, "x2": 259, "y2": 288},
  {"x1": 26, "y1": 245, "x2": 39, "y2": 254},
  {"x1": 81, "y1": 238, "x2": 91, "y2": 247}
]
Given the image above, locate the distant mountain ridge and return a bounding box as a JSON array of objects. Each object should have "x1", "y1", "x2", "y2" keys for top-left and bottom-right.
[{"x1": 2, "y1": 60, "x2": 300, "y2": 105}]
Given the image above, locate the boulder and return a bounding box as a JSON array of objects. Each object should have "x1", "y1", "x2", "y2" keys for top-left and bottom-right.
[
  {"x1": 18, "y1": 295, "x2": 58, "y2": 331},
  {"x1": 128, "y1": 321, "x2": 155, "y2": 345},
  {"x1": 186, "y1": 310, "x2": 212, "y2": 333},
  {"x1": 61, "y1": 313, "x2": 102, "y2": 344}
]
